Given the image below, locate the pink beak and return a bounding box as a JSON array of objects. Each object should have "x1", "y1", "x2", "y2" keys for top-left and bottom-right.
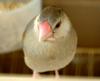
[{"x1": 39, "y1": 21, "x2": 54, "y2": 41}]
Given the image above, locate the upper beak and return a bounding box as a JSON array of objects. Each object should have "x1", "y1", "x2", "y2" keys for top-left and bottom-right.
[{"x1": 39, "y1": 21, "x2": 55, "y2": 41}]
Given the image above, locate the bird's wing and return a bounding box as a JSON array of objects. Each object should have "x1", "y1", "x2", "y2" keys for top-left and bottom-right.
[{"x1": 22, "y1": 17, "x2": 35, "y2": 41}]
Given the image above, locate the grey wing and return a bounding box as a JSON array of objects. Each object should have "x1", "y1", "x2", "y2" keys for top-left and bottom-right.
[{"x1": 22, "y1": 17, "x2": 35, "y2": 41}]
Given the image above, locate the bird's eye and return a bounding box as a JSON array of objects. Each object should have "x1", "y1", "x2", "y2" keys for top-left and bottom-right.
[{"x1": 55, "y1": 21, "x2": 61, "y2": 29}]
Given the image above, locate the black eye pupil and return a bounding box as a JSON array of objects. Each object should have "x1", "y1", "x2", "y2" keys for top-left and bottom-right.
[{"x1": 55, "y1": 21, "x2": 61, "y2": 29}]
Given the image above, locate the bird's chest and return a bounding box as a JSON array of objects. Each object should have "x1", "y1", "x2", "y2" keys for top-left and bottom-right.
[{"x1": 24, "y1": 37, "x2": 67, "y2": 61}]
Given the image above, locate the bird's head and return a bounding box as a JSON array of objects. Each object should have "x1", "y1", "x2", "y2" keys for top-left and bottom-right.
[{"x1": 34, "y1": 6, "x2": 71, "y2": 42}]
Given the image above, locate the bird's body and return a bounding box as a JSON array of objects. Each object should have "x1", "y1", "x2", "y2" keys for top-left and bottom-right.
[{"x1": 23, "y1": 6, "x2": 77, "y2": 76}]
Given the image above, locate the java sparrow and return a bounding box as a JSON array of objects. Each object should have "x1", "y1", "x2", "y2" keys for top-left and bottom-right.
[{"x1": 22, "y1": 6, "x2": 77, "y2": 78}]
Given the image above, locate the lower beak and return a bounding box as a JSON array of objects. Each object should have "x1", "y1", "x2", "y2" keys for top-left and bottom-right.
[{"x1": 39, "y1": 31, "x2": 55, "y2": 42}]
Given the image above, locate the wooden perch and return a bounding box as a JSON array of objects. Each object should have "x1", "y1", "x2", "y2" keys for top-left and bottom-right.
[{"x1": 0, "y1": 74, "x2": 100, "y2": 81}]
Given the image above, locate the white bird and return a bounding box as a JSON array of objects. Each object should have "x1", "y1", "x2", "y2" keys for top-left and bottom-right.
[
  {"x1": 0, "y1": 0, "x2": 41, "y2": 53},
  {"x1": 22, "y1": 6, "x2": 77, "y2": 78}
]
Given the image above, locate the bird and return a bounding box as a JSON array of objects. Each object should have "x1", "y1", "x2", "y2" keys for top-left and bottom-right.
[{"x1": 22, "y1": 6, "x2": 77, "y2": 78}]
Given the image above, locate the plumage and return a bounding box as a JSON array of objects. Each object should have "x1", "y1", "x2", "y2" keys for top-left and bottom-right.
[{"x1": 22, "y1": 6, "x2": 77, "y2": 77}]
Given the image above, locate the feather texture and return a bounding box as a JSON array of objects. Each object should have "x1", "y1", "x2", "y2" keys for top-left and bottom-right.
[{"x1": 23, "y1": 6, "x2": 77, "y2": 73}]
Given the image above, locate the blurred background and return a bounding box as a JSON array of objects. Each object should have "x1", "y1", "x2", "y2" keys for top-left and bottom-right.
[{"x1": 0, "y1": 0, "x2": 100, "y2": 77}]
